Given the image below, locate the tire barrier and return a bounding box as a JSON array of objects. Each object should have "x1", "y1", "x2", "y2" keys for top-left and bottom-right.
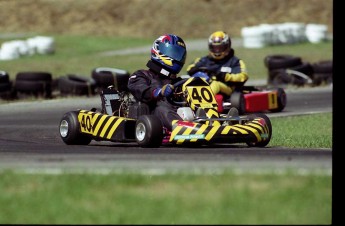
[
  {"x1": 0, "y1": 71, "x2": 15, "y2": 99},
  {"x1": 58, "y1": 74, "x2": 96, "y2": 96},
  {"x1": 311, "y1": 60, "x2": 333, "y2": 86},
  {"x1": 264, "y1": 55, "x2": 332, "y2": 87},
  {"x1": 242, "y1": 23, "x2": 329, "y2": 48},
  {"x1": 264, "y1": 55, "x2": 302, "y2": 71},
  {"x1": 0, "y1": 36, "x2": 55, "y2": 60},
  {"x1": 1, "y1": 58, "x2": 330, "y2": 102},
  {"x1": 14, "y1": 71, "x2": 52, "y2": 98},
  {"x1": 91, "y1": 67, "x2": 130, "y2": 92},
  {"x1": 1, "y1": 69, "x2": 122, "y2": 100}
]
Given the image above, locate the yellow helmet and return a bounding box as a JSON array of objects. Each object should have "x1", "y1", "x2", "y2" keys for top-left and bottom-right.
[{"x1": 208, "y1": 31, "x2": 231, "y2": 60}]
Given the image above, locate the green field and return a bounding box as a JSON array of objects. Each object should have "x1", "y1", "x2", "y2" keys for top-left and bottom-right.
[
  {"x1": 0, "y1": 171, "x2": 331, "y2": 225},
  {"x1": 0, "y1": 36, "x2": 333, "y2": 224}
]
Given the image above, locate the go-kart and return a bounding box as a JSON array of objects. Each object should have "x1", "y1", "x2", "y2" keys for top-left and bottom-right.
[
  {"x1": 190, "y1": 70, "x2": 287, "y2": 115},
  {"x1": 221, "y1": 84, "x2": 287, "y2": 115},
  {"x1": 59, "y1": 76, "x2": 272, "y2": 148}
]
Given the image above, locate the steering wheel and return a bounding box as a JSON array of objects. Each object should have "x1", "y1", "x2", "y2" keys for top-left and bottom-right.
[{"x1": 166, "y1": 78, "x2": 188, "y2": 107}]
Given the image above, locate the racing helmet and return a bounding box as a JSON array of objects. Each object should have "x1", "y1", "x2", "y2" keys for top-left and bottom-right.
[
  {"x1": 151, "y1": 34, "x2": 187, "y2": 75},
  {"x1": 208, "y1": 31, "x2": 231, "y2": 60}
]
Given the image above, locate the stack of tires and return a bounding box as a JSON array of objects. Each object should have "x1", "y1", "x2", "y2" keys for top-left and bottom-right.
[
  {"x1": 91, "y1": 67, "x2": 130, "y2": 93},
  {"x1": 0, "y1": 71, "x2": 14, "y2": 99},
  {"x1": 14, "y1": 71, "x2": 53, "y2": 98},
  {"x1": 311, "y1": 60, "x2": 333, "y2": 86},
  {"x1": 58, "y1": 74, "x2": 96, "y2": 96},
  {"x1": 1, "y1": 67, "x2": 132, "y2": 100},
  {"x1": 264, "y1": 55, "x2": 332, "y2": 87}
]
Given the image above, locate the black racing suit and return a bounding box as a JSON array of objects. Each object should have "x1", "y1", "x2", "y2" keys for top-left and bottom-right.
[{"x1": 127, "y1": 61, "x2": 182, "y2": 131}]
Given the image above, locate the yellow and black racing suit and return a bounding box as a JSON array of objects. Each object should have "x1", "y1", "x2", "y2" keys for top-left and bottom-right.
[{"x1": 186, "y1": 49, "x2": 248, "y2": 97}]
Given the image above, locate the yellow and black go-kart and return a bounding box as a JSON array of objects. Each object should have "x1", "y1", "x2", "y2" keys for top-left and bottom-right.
[{"x1": 59, "y1": 76, "x2": 272, "y2": 148}]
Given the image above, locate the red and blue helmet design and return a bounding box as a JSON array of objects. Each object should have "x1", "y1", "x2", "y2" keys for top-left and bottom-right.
[{"x1": 151, "y1": 34, "x2": 187, "y2": 75}]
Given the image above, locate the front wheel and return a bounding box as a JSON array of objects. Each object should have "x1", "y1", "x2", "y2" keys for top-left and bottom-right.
[
  {"x1": 246, "y1": 113, "x2": 272, "y2": 147},
  {"x1": 135, "y1": 115, "x2": 164, "y2": 148},
  {"x1": 59, "y1": 111, "x2": 92, "y2": 145}
]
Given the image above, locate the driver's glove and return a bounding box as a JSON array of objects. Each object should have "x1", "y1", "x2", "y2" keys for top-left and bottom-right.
[
  {"x1": 216, "y1": 72, "x2": 226, "y2": 81},
  {"x1": 153, "y1": 84, "x2": 174, "y2": 98},
  {"x1": 192, "y1": 71, "x2": 211, "y2": 83}
]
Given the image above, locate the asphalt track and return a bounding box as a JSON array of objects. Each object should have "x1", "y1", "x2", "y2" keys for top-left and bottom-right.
[{"x1": 0, "y1": 85, "x2": 332, "y2": 174}]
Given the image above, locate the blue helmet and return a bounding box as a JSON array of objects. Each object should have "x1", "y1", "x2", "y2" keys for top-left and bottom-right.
[{"x1": 151, "y1": 34, "x2": 187, "y2": 75}]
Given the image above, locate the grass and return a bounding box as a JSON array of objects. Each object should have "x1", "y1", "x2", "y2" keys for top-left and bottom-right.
[
  {"x1": 270, "y1": 113, "x2": 332, "y2": 148},
  {"x1": 0, "y1": 171, "x2": 332, "y2": 225}
]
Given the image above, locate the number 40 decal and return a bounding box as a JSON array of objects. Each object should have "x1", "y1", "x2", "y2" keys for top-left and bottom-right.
[
  {"x1": 189, "y1": 87, "x2": 214, "y2": 103},
  {"x1": 80, "y1": 114, "x2": 93, "y2": 133}
]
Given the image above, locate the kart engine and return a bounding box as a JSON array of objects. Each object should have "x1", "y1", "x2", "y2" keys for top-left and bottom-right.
[{"x1": 100, "y1": 86, "x2": 135, "y2": 117}]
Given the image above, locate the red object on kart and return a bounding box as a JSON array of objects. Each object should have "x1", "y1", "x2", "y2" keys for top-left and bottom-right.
[
  {"x1": 215, "y1": 94, "x2": 224, "y2": 113},
  {"x1": 244, "y1": 91, "x2": 272, "y2": 113},
  {"x1": 222, "y1": 87, "x2": 286, "y2": 114}
]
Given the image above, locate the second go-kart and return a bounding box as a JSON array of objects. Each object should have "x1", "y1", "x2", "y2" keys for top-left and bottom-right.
[
  {"x1": 223, "y1": 84, "x2": 287, "y2": 115},
  {"x1": 59, "y1": 76, "x2": 272, "y2": 148},
  {"x1": 190, "y1": 70, "x2": 287, "y2": 115}
]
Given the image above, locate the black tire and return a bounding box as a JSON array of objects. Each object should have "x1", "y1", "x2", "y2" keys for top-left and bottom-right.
[
  {"x1": 0, "y1": 71, "x2": 10, "y2": 83},
  {"x1": 51, "y1": 78, "x2": 59, "y2": 92},
  {"x1": 311, "y1": 61, "x2": 332, "y2": 86},
  {"x1": 0, "y1": 81, "x2": 16, "y2": 100},
  {"x1": 269, "y1": 69, "x2": 291, "y2": 87},
  {"x1": 59, "y1": 111, "x2": 92, "y2": 145},
  {"x1": 230, "y1": 91, "x2": 246, "y2": 115},
  {"x1": 92, "y1": 67, "x2": 130, "y2": 92},
  {"x1": 264, "y1": 55, "x2": 302, "y2": 70},
  {"x1": 135, "y1": 115, "x2": 164, "y2": 148},
  {"x1": 312, "y1": 73, "x2": 332, "y2": 86},
  {"x1": 67, "y1": 74, "x2": 96, "y2": 84},
  {"x1": 246, "y1": 113, "x2": 272, "y2": 147},
  {"x1": 14, "y1": 72, "x2": 52, "y2": 98},
  {"x1": 269, "y1": 88, "x2": 287, "y2": 112},
  {"x1": 16, "y1": 72, "x2": 52, "y2": 81},
  {"x1": 312, "y1": 60, "x2": 332, "y2": 73},
  {"x1": 67, "y1": 74, "x2": 96, "y2": 94},
  {"x1": 14, "y1": 80, "x2": 46, "y2": 92},
  {"x1": 58, "y1": 76, "x2": 96, "y2": 96},
  {"x1": 0, "y1": 82, "x2": 12, "y2": 92},
  {"x1": 14, "y1": 80, "x2": 52, "y2": 98},
  {"x1": 289, "y1": 62, "x2": 314, "y2": 79}
]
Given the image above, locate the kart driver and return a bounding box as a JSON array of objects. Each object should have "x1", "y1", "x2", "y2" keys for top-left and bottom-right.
[
  {"x1": 127, "y1": 34, "x2": 187, "y2": 131},
  {"x1": 186, "y1": 31, "x2": 248, "y2": 107}
]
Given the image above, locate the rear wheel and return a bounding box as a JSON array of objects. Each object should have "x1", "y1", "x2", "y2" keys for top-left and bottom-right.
[
  {"x1": 230, "y1": 91, "x2": 246, "y2": 115},
  {"x1": 270, "y1": 88, "x2": 287, "y2": 112},
  {"x1": 246, "y1": 113, "x2": 272, "y2": 147},
  {"x1": 59, "y1": 111, "x2": 92, "y2": 145},
  {"x1": 135, "y1": 115, "x2": 164, "y2": 148}
]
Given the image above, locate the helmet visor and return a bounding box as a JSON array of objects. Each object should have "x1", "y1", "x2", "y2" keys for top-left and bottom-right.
[
  {"x1": 158, "y1": 42, "x2": 186, "y2": 62},
  {"x1": 209, "y1": 44, "x2": 228, "y2": 54}
]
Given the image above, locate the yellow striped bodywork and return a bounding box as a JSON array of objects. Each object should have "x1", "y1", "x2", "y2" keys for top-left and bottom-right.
[
  {"x1": 77, "y1": 110, "x2": 135, "y2": 141},
  {"x1": 169, "y1": 117, "x2": 270, "y2": 145}
]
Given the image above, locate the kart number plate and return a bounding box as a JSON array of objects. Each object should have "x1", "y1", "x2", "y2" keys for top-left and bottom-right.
[
  {"x1": 78, "y1": 112, "x2": 94, "y2": 134},
  {"x1": 186, "y1": 86, "x2": 216, "y2": 108}
]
